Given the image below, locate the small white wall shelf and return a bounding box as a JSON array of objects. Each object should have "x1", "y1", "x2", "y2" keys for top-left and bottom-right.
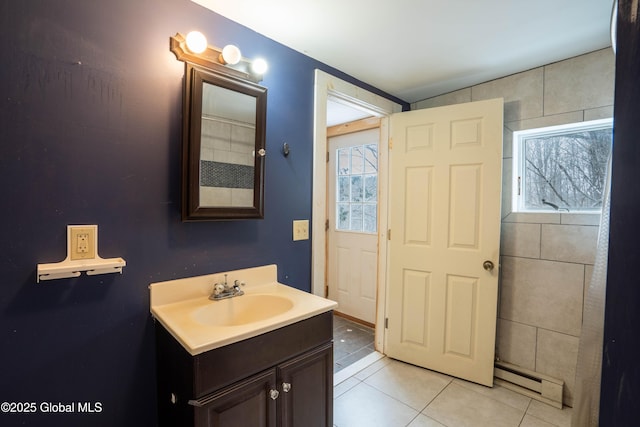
[{"x1": 37, "y1": 225, "x2": 126, "y2": 283}]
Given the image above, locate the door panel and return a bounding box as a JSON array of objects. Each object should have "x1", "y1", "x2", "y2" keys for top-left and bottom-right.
[
  {"x1": 386, "y1": 98, "x2": 503, "y2": 386},
  {"x1": 444, "y1": 275, "x2": 478, "y2": 357},
  {"x1": 327, "y1": 128, "x2": 380, "y2": 324},
  {"x1": 449, "y1": 164, "x2": 481, "y2": 248},
  {"x1": 194, "y1": 369, "x2": 277, "y2": 427},
  {"x1": 405, "y1": 167, "x2": 433, "y2": 245},
  {"x1": 400, "y1": 269, "x2": 430, "y2": 346},
  {"x1": 279, "y1": 343, "x2": 333, "y2": 427}
]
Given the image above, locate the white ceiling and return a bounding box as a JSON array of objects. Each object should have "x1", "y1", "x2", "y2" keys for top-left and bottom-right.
[{"x1": 191, "y1": 0, "x2": 613, "y2": 105}]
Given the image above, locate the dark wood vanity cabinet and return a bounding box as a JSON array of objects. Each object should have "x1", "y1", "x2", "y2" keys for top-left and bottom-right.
[
  {"x1": 155, "y1": 311, "x2": 333, "y2": 427},
  {"x1": 277, "y1": 343, "x2": 333, "y2": 427},
  {"x1": 192, "y1": 369, "x2": 277, "y2": 427}
]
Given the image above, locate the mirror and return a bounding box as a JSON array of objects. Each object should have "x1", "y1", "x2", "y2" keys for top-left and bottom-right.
[{"x1": 182, "y1": 63, "x2": 267, "y2": 220}]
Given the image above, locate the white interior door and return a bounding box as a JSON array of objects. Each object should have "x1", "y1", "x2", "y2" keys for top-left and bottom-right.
[
  {"x1": 327, "y1": 128, "x2": 380, "y2": 324},
  {"x1": 385, "y1": 98, "x2": 503, "y2": 386}
]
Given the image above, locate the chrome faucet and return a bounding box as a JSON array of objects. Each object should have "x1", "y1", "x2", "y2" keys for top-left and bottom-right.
[{"x1": 209, "y1": 275, "x2": 245, "y2": 300}]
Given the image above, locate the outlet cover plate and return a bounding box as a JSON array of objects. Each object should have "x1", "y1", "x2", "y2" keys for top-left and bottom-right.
[{"x1": 69, "y1": 225, "x2": 97, "y2": 260}]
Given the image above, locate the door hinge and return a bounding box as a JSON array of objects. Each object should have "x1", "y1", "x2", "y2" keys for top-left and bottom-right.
[
  {"x1": 385, "y1": 318, "x2": 389, "y2": 329},
  {"x1": 325, "y1": 285, "x2": 329, "y2": 298},
  {"x1": 517, "y1": 176, "x2": 521, "y2": 196},
  {"x1": 326, "y1": 151, "x2": 330, "y2": 163},
  {"x1": 325, "y1": 219, "x2": 329, "y2": 231},
  {"x1": 389, "y1": 138, "x2": 393, "y2": 150},
  {"x1": 387, "y1": 229, "x2": 391, "y2": 240}
]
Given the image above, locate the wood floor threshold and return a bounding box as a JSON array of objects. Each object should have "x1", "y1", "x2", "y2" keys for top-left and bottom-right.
[{"x1": 334, "y1": 311, "x2": 375, "y2": 329}]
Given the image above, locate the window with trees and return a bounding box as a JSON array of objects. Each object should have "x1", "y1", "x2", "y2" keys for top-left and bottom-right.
[{"x1": 512, "y1": 118, "x2": 612, "y2": 213}]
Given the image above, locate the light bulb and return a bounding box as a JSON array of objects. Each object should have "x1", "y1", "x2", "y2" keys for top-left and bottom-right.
[
  {"x1": 185, "y1": 31, "x2": 207, "y2": 54},
  {"x1": 220, "y1": 45, "x2": 242, "y2": 65},
  {"x1": 252, "y1": 58, "x2": 268, "y2": 75}
]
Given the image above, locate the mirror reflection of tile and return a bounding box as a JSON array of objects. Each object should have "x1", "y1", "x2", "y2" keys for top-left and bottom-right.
[
  {"x1": 200, "y1": 160, "x2": 254, "y2": 188},
  {"x1": 333, "y1": 315, "x2": 375, "y2": 373}
]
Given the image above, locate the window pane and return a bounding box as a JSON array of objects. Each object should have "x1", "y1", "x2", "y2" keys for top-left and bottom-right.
[
  {"x1": 351, "y1": 176, "x2": 363, "y2": 202},
  {"x1": 338, "y1": 176, "x2": 350, "y2": 202},
  {"x1": 337, "y1": 203, "x2": 349, "y2": 230},
  {"x1": 350, "y1": 204, "x2": 363, "y2": 231},
  {"x1": 337, "y1": 148, "x2": 349, "y2": 175},
  {"x1": 334, "y1": 142, "x2": 378, "y2": 233},
  {"x1": 364, "y1": 175, "x2": 377, "y2": 202},
  {"x1": 364, "y1": 144, "x2": 378, "y2": 174},
  {"x1": 519, "y1": 123, "x2": 612, "y2": 212},
  {"x1": 363, "y1": 204, "x2": 377, "y2": 233},
  {"x1": 351, "y1": 146, "x2": 364, "y2": 174}
]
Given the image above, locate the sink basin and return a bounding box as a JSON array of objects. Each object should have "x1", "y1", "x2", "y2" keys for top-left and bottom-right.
[
  {"x1": 191, "y1": 294, "x2": 294, "y2": 327},
  {"x1": 150, "y1": 265, "x2": 338, "y2": 354}
]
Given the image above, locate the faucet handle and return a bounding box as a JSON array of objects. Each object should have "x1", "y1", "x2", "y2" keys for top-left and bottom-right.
[
  {"x1": 213, "y1": 283, "x2": 226, "y2": 295},
  {"x1": 234, "y1": 279, "x2": 245, "y2": 287}
]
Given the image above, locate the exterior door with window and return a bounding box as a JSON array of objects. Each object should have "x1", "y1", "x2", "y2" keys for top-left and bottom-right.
[
  {"x1": 327, "y1": 128, "x2": 379, "y2": 324},
  {"x1": 386, "y1": 98, "x2": 503, "y2": 386}
]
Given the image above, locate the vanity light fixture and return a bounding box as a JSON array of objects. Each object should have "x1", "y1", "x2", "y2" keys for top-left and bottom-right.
[
  {"x1": 170, "y1": 32, "x2": 267, "y2": 83},
  {"x1": 251, "y1": 58, "x2": 269, "y2": 75},
  {"x1": 185, "y1": 31, "x2": 207, "y2": 54},
  {"x1": 220, "y1": 44, "x2": 242, "y2": 65}
]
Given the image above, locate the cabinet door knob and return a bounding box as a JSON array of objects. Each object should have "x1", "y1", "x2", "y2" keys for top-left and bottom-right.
[
  {"x1": 282, "y1": 382, "x2": 292, "y2": 393},
  {"x1": 269, "y1": 389, "x2": 279, "y2": 400}
]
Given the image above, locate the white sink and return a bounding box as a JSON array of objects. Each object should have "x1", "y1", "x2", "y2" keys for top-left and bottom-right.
[
  {"x1": 191, "y1": 294, "x2": 294, "y2": 327},
  {"x1": 149, "y1": 265, "x2": 337, "y2": 355}
]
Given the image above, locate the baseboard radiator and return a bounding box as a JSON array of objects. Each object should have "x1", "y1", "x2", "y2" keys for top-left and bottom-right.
[{"x1": 494, "y1": 361, "x2": 564, "y2": 409}]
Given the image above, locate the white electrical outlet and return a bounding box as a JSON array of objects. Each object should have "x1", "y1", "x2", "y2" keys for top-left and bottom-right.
[
  {"x1": 69, "y1": 225, "x2": 97, "y2": 260},
  {"x1": 77, "y1": 234, "x2": 89, "y2": 253},
  {"x1": 293, "y1": 220, "x2": 309, "y2": 241}
]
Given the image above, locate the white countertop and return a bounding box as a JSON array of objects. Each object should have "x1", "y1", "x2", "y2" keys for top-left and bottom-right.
[{"x1": 149, "y1": 265, "x2": 337, "y2": 355}]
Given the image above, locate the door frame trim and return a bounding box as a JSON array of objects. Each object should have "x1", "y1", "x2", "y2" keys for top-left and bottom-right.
[{"x1": 312, "y1": 69, "x2": 402, "y2": 352}]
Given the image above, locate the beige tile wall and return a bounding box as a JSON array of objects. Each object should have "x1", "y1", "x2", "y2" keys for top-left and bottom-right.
[{"x1": 412, "y1": 48, "x2": 614, "y2": 407}]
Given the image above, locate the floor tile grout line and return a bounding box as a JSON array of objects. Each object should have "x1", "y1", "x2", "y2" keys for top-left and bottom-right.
[
  {"x1": 355, "y1": 381, "x2": 422, "y2": 421},
  {"x1": 414, "y1": 378, "x2": 456, "y2": 426},
  {"x1": 516, "y1": 395, "x2": 534, "y2": 427},
  {"x1": 358, "y1": 370, "x2": 444, "y2": 419},
  {"x1": 452, "y1": 378, "x2": 534, "y2": 413},
  {"x1": 333, "y1": 377, "x2": 363, "y2": 399},
  {"x1": 403, "y1": 412, "x2": 428, "y2": 427},
  {"x1": 352, "y1": 358, "x2": 389, "y2": 381},
  {"x1": 334, "y1": 344, "x2": 374, "y2": 361}
]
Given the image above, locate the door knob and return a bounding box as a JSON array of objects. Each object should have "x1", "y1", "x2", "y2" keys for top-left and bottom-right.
[
  {"x1": 269, "y1": 389, "x2": 279, "y2": 400},
  {"x1": 483, "y1": 260, "x2": 495, "y2": 271},
  {"x1": 282, "y1": 382, "x2": 292, "y2": 393}
]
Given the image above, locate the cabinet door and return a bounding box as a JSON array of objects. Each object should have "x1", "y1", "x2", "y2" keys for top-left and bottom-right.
[
  {"x1": 278, "y1": 343, "x2": 333, "y2": 427},
  {"x1": 193, "y1": 369, "x2": 277, "y2": 427}
]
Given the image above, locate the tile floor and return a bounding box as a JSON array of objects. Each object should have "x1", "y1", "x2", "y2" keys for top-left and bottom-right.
[
  {"x1": 333, "y1": 315, "x2": 375, "y2": 373},
  {"x1": 332, "y1": 317, "x2": 573, "y2": 427}
]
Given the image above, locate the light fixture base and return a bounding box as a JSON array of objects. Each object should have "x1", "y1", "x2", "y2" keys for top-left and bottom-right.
[{"x1": 170, "y1": 33, "x2": 263, "y2": 83}]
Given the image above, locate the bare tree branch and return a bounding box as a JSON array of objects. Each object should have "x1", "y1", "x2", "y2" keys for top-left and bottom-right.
[{"x1": 525, "y1": 158, "x2": 569, "y2": 205}]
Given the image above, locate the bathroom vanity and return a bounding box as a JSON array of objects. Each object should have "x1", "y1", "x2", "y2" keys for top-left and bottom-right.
[{"x1": 150, "y1": 265, "x2": 337, "y2": 427}]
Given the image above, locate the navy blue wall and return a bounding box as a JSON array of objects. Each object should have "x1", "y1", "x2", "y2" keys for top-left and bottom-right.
[
  {"x1": 0, "y1": 1, "x2": 407, "y2": 425},
  {"x1": 600, "y1": 0, "x2": 640, "y2": 425}
]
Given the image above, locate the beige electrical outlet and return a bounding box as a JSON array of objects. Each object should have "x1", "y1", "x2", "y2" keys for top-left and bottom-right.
[
  {"x1": 292, "y1": 220, "x2": 309, "y2": 241},
  {"x1": 69, "y1": 225, "x2": 97, "y2": 260}
]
